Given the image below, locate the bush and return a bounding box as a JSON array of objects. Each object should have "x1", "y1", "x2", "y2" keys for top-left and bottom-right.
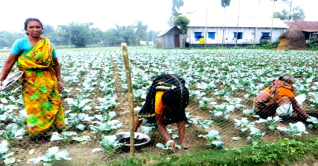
[
  {"x1": 258, "y1": 39, "x2": 279, "y2": 49},
  {"x1": 307, "y1": 37, "x2": 318, "y2": 49}
]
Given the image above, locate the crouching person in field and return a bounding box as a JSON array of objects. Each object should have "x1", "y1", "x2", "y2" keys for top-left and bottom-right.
[
  {"x1": 254, "y1": 73, "x2": 310, "y2": 127},
  {"x1": 134, "y1": 74, "x2": 190, "y2": 152}
]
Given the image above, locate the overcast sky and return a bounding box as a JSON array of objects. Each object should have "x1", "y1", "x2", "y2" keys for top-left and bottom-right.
[{"x1": 0, "y1": 0, "x2": 316, "y2": 33}]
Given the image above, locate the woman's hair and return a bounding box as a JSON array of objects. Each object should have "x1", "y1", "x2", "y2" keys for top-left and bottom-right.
[
  {"x1": 278, "y1": 73, "x2": 294, "y2": 84},
  {"x1": 24, "y1": 18, "x2": 43, "y2": 35}
]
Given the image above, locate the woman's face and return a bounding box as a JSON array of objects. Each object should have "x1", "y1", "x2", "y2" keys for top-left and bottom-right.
[{"x1": 26, "y1": 21, "x2": 42, "y2": 38}]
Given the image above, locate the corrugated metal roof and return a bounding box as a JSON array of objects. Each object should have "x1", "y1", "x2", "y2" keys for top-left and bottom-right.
[
  {"x1": 284, "y1": 21, "x2": 318, "y2": 32},
  {"x1": 157, "y1": 26, "x2": 179, "y2": 37},
  {"x1": 188, "y1": 17, "x2": 288, "y2": 28}
]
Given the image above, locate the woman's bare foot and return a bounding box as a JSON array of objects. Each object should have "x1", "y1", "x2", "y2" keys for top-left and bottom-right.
[{"x1": 180, "y1": 141, "x2": 190, "y2": 149}]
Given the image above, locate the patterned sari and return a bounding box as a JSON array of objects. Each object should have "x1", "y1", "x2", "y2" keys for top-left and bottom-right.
[
  {"x1": 17, "y1": 37, "x2": 64, "y2": 138},
  {"x1": 254, "y1": 79, "x2": 294, "y2": 119},
  {"x1": 136, "y1": 74, "x2": 189, "y2": 125}
]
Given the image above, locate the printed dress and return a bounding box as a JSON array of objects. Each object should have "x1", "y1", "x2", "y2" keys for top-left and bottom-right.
[{"x1": 17, "y1": 37, "x2": 64, "y2": 138}]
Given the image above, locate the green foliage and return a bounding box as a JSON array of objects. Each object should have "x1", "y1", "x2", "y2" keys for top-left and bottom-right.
[
  {"x1": 0, "y1": 31, "x2": 25, "y2": 48},
  {"x1": 0, "y1": 20, "x2": 160, "y2": 48},
  {"x1": 273, "y1": 4, "x2": 305, "y2": 21},
  {"x1": 198, "y1": 130, "x2": 224, "y2": 149},
  {"x1": 169, "y1": 0, "x2": 184, "y2": 26},
  {"x1": 156, "y1": 142, "x2": 182, "y2": 154},
  {"x1": 70, "y1": 22, "x2": 93, "y2": 47},
  {"x1": 0, "y1": 123, "x2": 25, "y2": 143},
  {"x1": 221, "y1": 0, "x2": 231, "y2": 8},
  {"x1": 307, "y1": 37, "x2": 318, "y2": 49},
  {"x1": 28, "y1": 146, "x2": 71, "y2": 165},
  {"x1": 99, "y1": 135, "x2": 125, "y2": 154},
  {"x1": 258, "y1": 39, "x2": 279, "y2": 49},
  {"x1": 173, "y1": 16, "x2": 190, "y2": 35},
  {"x1": 111, "y1": 137, "x2": 318, "y2": 166},
  {"x1": 50, "y1": 131, "x2": 78, "y2": 142},
  {"x1": 172, "y1": 0, "x2": 184, "y2": 11},
  {"x1": 0, "y1": 140, "x2": 14, "y2": 161}
]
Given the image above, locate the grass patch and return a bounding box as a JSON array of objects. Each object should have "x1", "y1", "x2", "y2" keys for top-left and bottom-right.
[{"x1": 109, "y1": 137, "x2": 318, "y2": 166}]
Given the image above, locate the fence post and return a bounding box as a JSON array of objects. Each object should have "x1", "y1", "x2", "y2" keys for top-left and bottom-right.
[{"x1": 121, "y1": 42, "x2": 135, "y2": 158}]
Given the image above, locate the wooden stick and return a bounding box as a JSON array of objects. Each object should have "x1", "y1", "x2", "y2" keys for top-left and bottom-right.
[{"x1": 121, "y1": 42, "x2": 135, "y2": 158}]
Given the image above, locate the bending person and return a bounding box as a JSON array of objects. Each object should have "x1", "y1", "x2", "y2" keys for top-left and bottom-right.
[
  {"x1": 0, "y1": 18, "x2": 65, "y2": 142},
  {"x1": 134, "y1": 74, "x2": 190, "y2": 152},
  {"x1": 254, "y1": 73, "x2": 309, "y2": 127}
]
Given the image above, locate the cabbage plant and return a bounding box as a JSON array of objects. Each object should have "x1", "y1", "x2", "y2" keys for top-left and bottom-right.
[
  {"x1": 307, "y1": 116, "x2": 318, "y2": 129},
  {"x1": 198, "y1": 130, "x2": 224, "y2": 149},
  {"x1": 247, "y1": 127, "x2": 265, "y2": 145},
  {"x1": 28, "y1": 146, "x2": 71, "y2": 165},
  {"x1": 0, "y1": 123, "x2": 25, "y2": 143},
  {"x1": 234, "y1": 117, "x2": 254, "y2": 132},
  {"x1": 89, "y1": 120, "x2": 123, "y2": 135},
  {"x1": 50, "y1": 131, "x2": 78, "y2": 142},
  {"x1": 277, "y1": 122, "x2": 308, "y2": 137},
  {"x1": 0, "y1": 140, "x2": 14, "y2": 161},
  {"x1": 95, "y1": 135, "x2": 125, "y2": 154}
]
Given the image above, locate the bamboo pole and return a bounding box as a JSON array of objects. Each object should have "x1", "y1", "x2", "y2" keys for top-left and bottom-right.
[{"x1": 121, "y1": 42, "x2": 135, "y2": 158}]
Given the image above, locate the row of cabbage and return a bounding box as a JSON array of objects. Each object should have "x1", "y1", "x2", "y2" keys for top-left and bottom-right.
[
  {"x1": 0, "y1": 49, "x2": 122, "y2": 164},
  {"x1": 0, "y1": 48, "x2": 317, "y2": 164},
  {"x1": 112, "y1": 48, "x2": 318, "y2": 149}
]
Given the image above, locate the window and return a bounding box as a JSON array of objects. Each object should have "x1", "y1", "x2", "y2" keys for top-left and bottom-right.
[
  {"x1": 208, "y1": 32, "x2": 215, "y2": 39},
  {"x1": 233, "y1": 32, "x2": 243, "y2": 39},
  {"x1": 261, "y1": 32, "x2": 270, "y2": 39},
  {"x1": 262, "y1": 32, "x2": 270, "y2": 37},
  {"x1": 195, "y1": 32, "x2": 202, "y2": 41}
]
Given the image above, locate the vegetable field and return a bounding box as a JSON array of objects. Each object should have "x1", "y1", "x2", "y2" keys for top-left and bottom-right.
[{"x1": 0, "y1": 47, "x2": 318, "y2": 165}]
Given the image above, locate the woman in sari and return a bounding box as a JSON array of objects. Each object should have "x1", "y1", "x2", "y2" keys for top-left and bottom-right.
[
  {"x1": 0, "y1": 18, "x2": 65, "y2": 142},
  {"x1": 134, "y1": 74, "x2": 190, "y2": 152},
  {"x1": 254, "y1": 73, "x2": 309, "y2": 127}
]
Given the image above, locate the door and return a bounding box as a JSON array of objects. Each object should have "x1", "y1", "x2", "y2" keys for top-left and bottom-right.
[{"x1": 174, "y1": 34, "x2": 180, "y2": 48}]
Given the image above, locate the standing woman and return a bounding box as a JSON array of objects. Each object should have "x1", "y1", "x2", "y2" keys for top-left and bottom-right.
[{"x1": 0, "y1": 18, "x2": 65, "y2": 141}]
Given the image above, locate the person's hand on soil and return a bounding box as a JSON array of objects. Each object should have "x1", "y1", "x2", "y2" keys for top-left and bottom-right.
[{"x1": 168, "y1": 140, "x2": 175, "y2": 153}]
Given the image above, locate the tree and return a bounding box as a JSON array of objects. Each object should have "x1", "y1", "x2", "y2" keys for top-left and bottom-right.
[
  {"x1": 169, "y1": 0, "x2": 184, "y2": 26},
  {"x1": 174, "y1": 15, "x2": 190, "y2": 47},
  {"x1": 135, "y1": 21, "x2": 148, "y2": 46},
  {"x1": 291, "y1": 6, "x2": 305, "y2": 21},
  {"x1": 114, "y1": 25, "x2": 136, "y2": 46},
  {"x1": 89, "y1": 28, "x2": 105, "y2": 45},
  {"x1": 273, "y1": 10, "x2": 289, "y2": 20},
  {"x1": 221, "y1": 0, "x2": 231, "y2": 47},
  {"x1": 0, "y1": 31, "x2": 25, "y2": 48},
  {"x1": 104, "y1": 28, "x2": 120, "y2": 46},
  {"x1": 274, "y1": 0, "x2": 305, "y2": 21},
  {"x1": 274, "y1": 7, "x2": 305, "y2": 21},
  {"x1": 55, "y1": 22, "x2": 98, "y2": 48},
  {"x1": 172, "y1": 0, "x2": 184, "y2": 11},
  {"x1": 43, "y1": 25, "x2": 55, "y2": 35}
]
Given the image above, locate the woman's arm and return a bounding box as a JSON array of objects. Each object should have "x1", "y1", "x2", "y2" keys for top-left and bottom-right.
[
  {"x1": 52, "y1": 58, "x2": 63, "y2": 92},
  {"x1": 289, "y1": 97, "x2": 308, "y2": 119},
  {"x1": 0, "y1": 54, "x2": 19, "y2": 87},
  {"x1": 156, "y1": 114, "x2": 175, "y2": 151}
]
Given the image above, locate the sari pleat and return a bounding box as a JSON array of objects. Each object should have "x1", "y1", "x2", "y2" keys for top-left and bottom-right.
[{"x1": 17, "y1": 37, "x2": 64, "y2": 138}]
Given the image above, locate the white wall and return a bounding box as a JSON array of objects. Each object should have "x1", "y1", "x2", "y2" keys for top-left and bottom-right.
[{"x1": 187, "y1": 27, "x2": 286, "y2": 45}]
